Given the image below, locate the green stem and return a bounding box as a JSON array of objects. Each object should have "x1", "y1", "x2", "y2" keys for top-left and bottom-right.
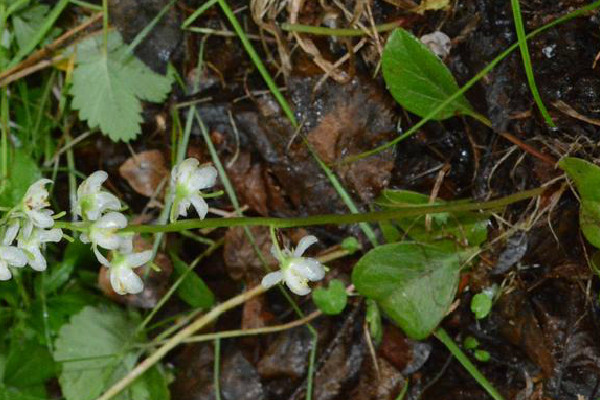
[
  {"x1": 281, "y1": 21, "x2": 401, "y2": 36},
  {"x1": 434, "y1": 328, "x2": 504, "y2": 400},
  {"x1": 215, "y1": 0, "x2": 297, "y2": 127},
  {"x1": 96, "y1": 186, "x2": 545, "y2": 233},
  {"x1": 510, "y1": 0, "x2": 555, "y2": 127},
  {"x1": 0, "y1": 88, "x2": 8, "y2": 189},
  {"x1": 343, "y1": 1, "x2": 600, "y2": 164}
]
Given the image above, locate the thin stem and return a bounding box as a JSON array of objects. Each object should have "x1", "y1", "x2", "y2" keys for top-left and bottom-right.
[
  {"x1": 342, "y1": 1, "x2": 600, "y2": 164},
  {"x1": 181, "y1": 0, "x2": 219, "y2": 28},
  {"x1": 434, "y1": 328, "x2": 504, "y2": 400},
  {"x1": 306, "y1": 140, "x2": 379, "y2": 247},
  {"x1": 216, "y1": 0, "x2": 297, "y2": 127},
  {"x1": 214, "y1": 338, "x2": 222, "y2": 400},
  {"x1": 95, "y1": 284, "x2": 267, "y2": 400},
  {"x1": 115, "y1": 186, "x2": 544, "y2": 233},
  {"x1": 281, "y1": 21, "x2": 401, "y2": 36},
  {"x1": 510, "y1": 0, "x2": 555, "y2": 127},
  {"x1": 146, "y1": 310, "x2": 322, "y2": 346}
]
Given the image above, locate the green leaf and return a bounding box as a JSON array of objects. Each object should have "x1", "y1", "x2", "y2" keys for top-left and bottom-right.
[
  {"x1": 470, "y1": 292, "x2": 493, "y2": 320},
  {"x1": 4, "y1": 339, "x2": 55, "y2": 389},
  {"x1": 559, "y1": 157, "x2": 600, "y2": 248},
  {"x1": 340, "y1": 237, "x2": 360, "y2": 254},
  {"x1": 352, "y1": 242, "x2": 475, "y2": 340},
  {"x1": 53, "y1": 306, "x2": 143, "y2": 400},
  {"x1": 30, "y1": 291, "x2": 94, "y2": 344},
  {"x1": 71, "y1": 31, "x2": 173, "y2": 142},
  {"x1": 36, "y1": 240, "x2": 95, "y2": 295},
  {"x1": 171, "y1": 253, "x2": 215, "y2": 309},
  {"x1": 463, "y1": 336, "x2": 480, "y2": 350},
  {"x1": 12, "y1": 5, "x2": 51, "y2": 52},
  {"x1": 382, "y1": 28, "x2": 473, "y2": 120},
  {"x1": 473, "y1": 349, "x2": 490, "y2": 362},
  {"x1": 0, "y1": 384, "x2": 47, "y2": 400},
  {"x1": 312, "y1": 279, "x2": 348, "y2": 315},
  {"x1": 0, "y1": 148, "x2": 41, "y2": 208},
  {"x1": 377, "y1": 189, "x2": 489, "y2": 247}
]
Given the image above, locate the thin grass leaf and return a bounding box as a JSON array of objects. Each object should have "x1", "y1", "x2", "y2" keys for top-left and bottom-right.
[{"x1": 510, "y1": 0, "x2": 555, "y2": 126}]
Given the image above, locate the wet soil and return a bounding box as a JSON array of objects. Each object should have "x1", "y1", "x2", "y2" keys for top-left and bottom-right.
[{"x1": 67, "y1": 0, "x2": 600, "y2": 398}]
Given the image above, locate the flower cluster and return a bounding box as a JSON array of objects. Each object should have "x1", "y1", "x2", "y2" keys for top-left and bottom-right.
[
  {"x1": 0, "y1": 179, "x2": 62, "y2": 280},
  {"x1": 261, "y1": 235, "x2": 326, "y2": 295},
  {"x1": 0, "y1": 158, "x2": 327, "y2": 299},
  {"x1": 75, "y1": 171, "x2": 151, "y2": 295}
]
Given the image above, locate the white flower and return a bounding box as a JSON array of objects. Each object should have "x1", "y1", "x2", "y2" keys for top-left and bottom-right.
[
  {"x1": 75, "y1": 171, "x2": 121, "y2": 221},
  {"x1": 81, "y1": 211, "x2": 132, "y2": 265},
  {"x1": 261, "y1": 235, "x2": 326, "y2": 295},
  {"x1": 21, "y1": 179, "x2": 55, "y2": 235},
  {"x1": 17, "y1": 228, "x2": 63, "y2": 272},
  {"x1": 170, "y1": 158, "x2": 217, "y2": 221},
  {"x1": 107, "y1": 250, "x2": 152, "y2": 295},
  {"x1": 0, "y1": 246, "x2": 28, "y2": 281},
  {"x1": 2, "y1": 220, "x2": 19, "y2": 246}
]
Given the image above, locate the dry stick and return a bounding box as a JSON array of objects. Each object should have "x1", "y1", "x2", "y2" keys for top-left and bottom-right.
[
  {"x1": 0, "y1": 12, "x2": 102, "y2": 82},
  {"x1": 95, "y1": 284, "x2": 267, "y2": 400}
]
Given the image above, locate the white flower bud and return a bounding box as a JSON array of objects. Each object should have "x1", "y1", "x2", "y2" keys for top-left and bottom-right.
[
  {"x1": 261, "y1": 235, "x2": 326, "y2": 295},
  {"x1": 170, "y1": 158, "x2": 217, "y2": 222},
  {"x1": 75, "y1": 171, "x2": 121, "y2": 221}
]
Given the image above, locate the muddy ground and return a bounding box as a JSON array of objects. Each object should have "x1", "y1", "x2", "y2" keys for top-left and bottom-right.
[{"x1": 66, "y1": 0, "x2": 600, "y2": 399}]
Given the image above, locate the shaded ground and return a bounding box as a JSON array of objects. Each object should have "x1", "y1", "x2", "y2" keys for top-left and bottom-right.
[{"x1": 63, "y1": 0, "x2": 600, "y2": 399}]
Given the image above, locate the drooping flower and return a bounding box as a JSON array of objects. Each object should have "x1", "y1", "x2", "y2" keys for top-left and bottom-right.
[
  {"x1": 0, "y1": 246, "x2": 28, "y2": 281},
  {"x1": 0, "y1": 226, "x2": 28, "y2": 280},
  {"x1": 17, "y1": 228, "x2": 63, "y2": 272},
  {"x1": 170, "y1": 158, "x2": 217, "y2": 222},
  {"x1": 20, "y1": 179, "x2": 55, "y2": 236},
  {"x1": 107, "y1": 250, "x2": 152, "y2": 295},
  {"x1": 81, "y1": 211, "x2": 132, "y2": 265},
  {"x1": 261, "y1": 235, "x2": 326, "y2": 295},
  {"x1": 74, "y1": 171, "x2": 121, "y2": 221}
]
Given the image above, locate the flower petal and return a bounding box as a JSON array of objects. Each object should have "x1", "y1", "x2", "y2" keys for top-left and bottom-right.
[
  {"x1": 292, "y1": 235, "x2": 318, "y2": 258},
  {"x1": 0, "y1": 261, "x2": 12, "y2": 280},
  {"x1": 3, "y1": 220, "x2": 19, "y2": 246},
  {"x1": 290, "y1": 258, "x2": 325, "y2": 281},
  {"x1": 37, "y1": 228, "x2": 63, "y2": 243},
  {"x1": 125, "y1": 250, "x2": 153, "y2": 267},
  {"x1": 95, "y1": 212, "x2": 128, "y2": 230},
  {"x1": 93, "y1": 245, "x2": 110, "y2": 265},
  {"x1": 28, "y1": 209, "x2": 55, "y2": 229},
  {"x1": 94, "y1": 191, "x2": 121, "y2": 217},
  {"x1": 192, "y1": 166, "x2": 218, "y2": 190},
  {"x1": 28, "y1": 247, "x2": 47, "y2": 271},
  {"x1": 23, "y1": 179, "x2": 52, "y2": 208},
  {"x1": 261, "y1": 271, "x2": 283, "y2": 288},
  {"x1": 283, "y1": 268, "x2": 311, "y2": 295},
  {"x1": 110, "y1": 267, "x2": 144, "y2": 295},
  {"x1": 190, "y1": 193, "x2": 209, "y2": 219},
  {"x1": 1, "y1": 246, "x2": 28, "y2": 266},
  {"x1": 79, "y1": 171, "x2": 108, "y2": 197}
]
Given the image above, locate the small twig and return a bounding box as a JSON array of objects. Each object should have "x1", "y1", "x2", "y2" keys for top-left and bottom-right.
[{"x1": 95, "y1": 284, "x2": 267, "y2": 400}]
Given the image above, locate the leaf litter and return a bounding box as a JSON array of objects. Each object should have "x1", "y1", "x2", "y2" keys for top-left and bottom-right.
[{"x1": 5, "y1": 0, "x2": 600, "y2": 399}]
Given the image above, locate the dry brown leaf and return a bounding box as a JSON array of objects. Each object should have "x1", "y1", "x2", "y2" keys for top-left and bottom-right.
[{"x1": 119, "y1": 149, "x2": 169, "y2": 198}]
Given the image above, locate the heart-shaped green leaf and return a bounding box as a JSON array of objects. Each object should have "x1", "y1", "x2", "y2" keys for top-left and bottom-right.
[
  {"x1": 312, "y1": 279, "x2": 347, "y2": 315},
  {"x1": 559, "y1": 157, "x2": 600, "y2": 248},
  {"x1": 352, "y1": 242, "x2": 474, "y2": 339}
]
